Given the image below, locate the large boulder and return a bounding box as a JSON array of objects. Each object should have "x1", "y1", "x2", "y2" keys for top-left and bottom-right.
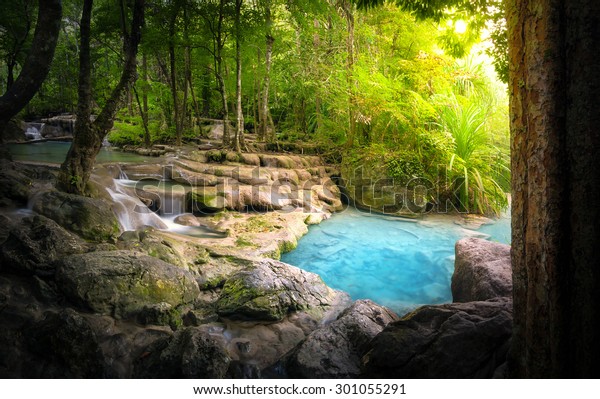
[
  {"x1": 32, "y1": 190, "x2": 120, "y2": 241},
  {"x1": 217, "y1": 259, "x2": 345, "y2": 321},
  {"x1": 133, "y1": 327, "x2": 230, "y2": 378},
  {"x1": 287, "y1": 300, "x2": 398, "y2": 378},
  {"x1": 0, "y1": 215, "x2": 85, "y2": 274},
  {"x1": 56, "y1": 251, "x2": 200, "y2": 320},
  {"x1": 0, "y1": 161, "x2": 32, "y2": 207},
  {"x1": 362, "y1": 297, "x2": 512, "y2": 378},
  {"x1": 452, "y1": 237, "x2": 512, "y2": 302},
  {"x1": 25, "y1": 309, "x2": 105, "y2": 378}
]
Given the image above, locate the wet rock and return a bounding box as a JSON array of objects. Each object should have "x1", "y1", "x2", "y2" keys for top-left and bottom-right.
[
  {"x1": 25, "y1": 309, "x2": 105, "y2": 378},
  {"x1": 452, "y1": 237, "x2": 512, "y2": 302},
  {"x1": 287, "y1": 300, "x2": 398, "y2": 378},
  {"x1": 56, "y1": 251, "x2": 200, "y2": 319},
  {"x1": 0, "y1": 215, "x2": 85, "y2": 274},
  {"x1": 133, "y1": 327, "x2": 230, "y2": 378},
  {"x1": 216, "y1": 259, "x2": 342, "y2": 321},
  {"x1": 3, "y1": 119, "x2": 27, "y2": 142},
  {"x1": 0, "y1": 161, "x2": 32, "y2": 207},
  {"x1": 32, "y1": 190, "x2": 120, "y2": 241},
  {"x1": 362, "y1": 297, "x2": 513, "y2": 378}
]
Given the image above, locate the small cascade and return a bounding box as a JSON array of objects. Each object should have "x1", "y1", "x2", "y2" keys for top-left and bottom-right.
[
  {"x1": 107, "y1": 179, "x2": 168, "y2": 231},
  {"x1": 25, "y1": 122, "x2": 44, "y2": 141},
  {"x1": 157, "y1": 189, "x2": 186, "y2": 217},
  {"x1": 106, "y1": 172, "x2": 224, "y2": 238},
  {"x1": 102, "y1": 137, "x2": 111, "y2": 147},
  {"x1": 118, "y1": 167, "x2": 128, "y2": 180}
]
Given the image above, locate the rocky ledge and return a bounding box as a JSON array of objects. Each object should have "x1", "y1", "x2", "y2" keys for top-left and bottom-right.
[{"x1": 0, "y1": 159, "x2": 512, "y2": 378}]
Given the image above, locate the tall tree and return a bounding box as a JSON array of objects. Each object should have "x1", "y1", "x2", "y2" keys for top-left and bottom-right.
[
  {"x1": 57, "y1": 0, "x2": 145, "y2": 194},
  {"x1": 0, "y1": 0, "x2": 62, "y2": 141},
  {"x1": 258, "y1": 0, "x2": 275, "y2": 142},
  {"x1": 507, "y1": 0, "x2": 600, "y2": 378},
  {"x1": 233, "y1": 0, "x2": 245, "y2": 152}
]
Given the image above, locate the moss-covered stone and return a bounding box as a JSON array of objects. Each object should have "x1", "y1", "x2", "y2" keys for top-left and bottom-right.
[
  {"x1": 32, "y1": 190, "x2": 120, "y2": 242},
  {"x1": 56, "y1": 251, "x2": 200, "y2": 320},
  {"x1": 216, "y1": 259, "x2": 340, "y2": 321}
]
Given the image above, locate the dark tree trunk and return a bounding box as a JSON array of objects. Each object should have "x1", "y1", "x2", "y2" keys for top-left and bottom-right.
[
  {"x1": 0, "y1": 0, "x2": 62, "y2": 141},
  {"x1": 57, "y1": 0, "x2": 145, "y2": 194},
  {"x1": 508, "y1": 0, "x2": 600, "y2": 378}
]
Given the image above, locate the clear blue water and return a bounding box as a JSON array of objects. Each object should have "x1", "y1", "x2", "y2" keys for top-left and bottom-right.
[
  {"x1": 281, "y1": 207, "x2": 511, "y2": 316},
  {"x1": 7, "y1": 142, "x2": 152, "y2": 164}
]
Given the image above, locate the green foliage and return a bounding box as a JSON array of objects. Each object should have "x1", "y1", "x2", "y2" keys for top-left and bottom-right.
[{"x1": 437, "y1": 96, "x2": 509, "y2": 215}]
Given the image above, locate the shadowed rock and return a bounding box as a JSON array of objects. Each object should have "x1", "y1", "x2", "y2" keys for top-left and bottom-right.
[
  {"x1": 133, "y1": 327, "x2": 230, "y2": 378},
  {"x1": 0, "y1": 215, "x2": 85, "y2": 274},
  {"x1": 452, "y1": 237, "x2": 512, "y2": 302},
  {"x1": 362, "y1": 297, "x2": 512, "y2": 378},
  {"x1": 287, "y1": 300, "x2": 398, "y2": 378}
]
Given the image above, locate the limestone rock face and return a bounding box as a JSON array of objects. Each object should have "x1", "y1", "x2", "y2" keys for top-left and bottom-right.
[
  {"x1": 56, "y1": 251, "x2": 200, "y2": 319},
  {"x1": 32, "y1": 190, "x2": 120, "y2": 241},
  {"x1": 287, "y1": 300, "x2": 398, "y2": 378},
  {"x1": 362, "y1": 297, "x2": 512, "y2": 378},
  {"x1": 133, "y1": 327, "x2": 230, "y2": 378},
  {"x1": 216, "y1": 259, "x2": 344, "y2": 321},
  {"x1": 0, "y1": 215, "x2": 85, "y2": 274},
  {"x1": 452, "y1": 237, "x2": 512, "y2": 302}
]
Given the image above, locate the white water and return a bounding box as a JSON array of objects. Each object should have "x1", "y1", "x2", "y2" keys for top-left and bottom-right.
[
  {"x1": 107, "y1": 178, "x2": 169, "y2": 231},
  {"x1": 108, "y1": 173, "x2": 224, "y2": 238},
  {"x1": 25, "y1": 123, "x2": 44, "y2": 141}
]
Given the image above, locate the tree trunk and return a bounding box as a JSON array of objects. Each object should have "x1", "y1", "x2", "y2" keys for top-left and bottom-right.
[
  {"x1": 169, "y1": 9, "x2": 182, "y2": 146},
  {"x1": 0, "y1": 0, "x2": 62, "y2": 141},
  {"x1": 202, "y1": 64, "x2": 211, "y2": 117},
  {"x1": 260, "y1": 0, "x2": 274, "y2": 142},
  {"x1": 57, "y1": 0, "x2": 145, "y2": 194},
  {"x1": 341, "y1": 0, "x2": 356, "y2": 147},
  {"x1": 216, "y1": 0, "x2": 229, "y2": 146},
  {"x1": 508, "y1": 0, "x2": 600, "y2": 378},
  {"x1": 233, "y1": 0, "x2": 244, "y2": 153},
  {"x1": 142, "y1": 52, "x2": 151, "y2": 147}
]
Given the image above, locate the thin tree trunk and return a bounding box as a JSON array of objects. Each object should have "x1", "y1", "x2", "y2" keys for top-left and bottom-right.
[
  {"x1": 260, "y1": 0, "x2": 274, "y2": 142},
  {"x1": 233, "y1": 0, "x2": 244, "y2": 153},
  {"x1": 0, "y1": 0, "x2": 62, "y2": 141},
  {"x1": 183, "y1": 6, "x2": 200, "y2": 129},
  {"x1": 142, "y1": 52, "x2": 151, "y2": 147},
  {"x1": 202, "y1": 64, "x2": 211, "y2": 117},
  {"x1": 341, "y1": 0, "x2": 356, "y2": 147},
  {"x1": 169, "y1": 9, "x2": 182, "y2": 146},
  {"x1": 216, "y1": 0, "x2": 229, "y2": 146},
  {"x1": 507, "y1": 0, "x2": 600, "y2": 378},
  {"x1": 57, "y1": 0, "x2": 145, "y2": 194}
]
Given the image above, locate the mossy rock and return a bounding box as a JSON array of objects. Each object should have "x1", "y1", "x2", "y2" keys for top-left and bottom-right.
[
  {"x1": 206, "y1": 149, "x2": 226, "y2": 163},
  {"x1": 187, "y1": 189, "x2": 224, "y2": 212},
  {"x1": 56, "y1": 251, "x2": 200, "y2": 320},
  {"x1": 32, "y1": 190, "x2": 120, "y2": 242},
  {"x1": 216, "y1": 259, "x2": 338, "y2": 321}
]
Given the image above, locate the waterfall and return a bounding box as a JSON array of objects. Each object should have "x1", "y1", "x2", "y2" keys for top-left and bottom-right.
[
  {"x1": 107, "y1": 179, "x2": 168, "y2": 231},
  {"x1": 25, "y1": 123, "x2": 44, "y2": 141}
]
